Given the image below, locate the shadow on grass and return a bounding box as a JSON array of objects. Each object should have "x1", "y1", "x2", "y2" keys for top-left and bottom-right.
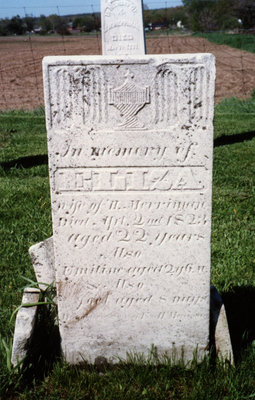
[
  {"x1": 222, "y1": 286, "x2": 255, "y2": 361},
  {"x1": 210, "y1": 285, "x2": 255, "y2": 363},
  {"x1": 0, "y1": 129, "x2": 255, "y2": 172},
  {"x1": 0, "y1": 155, "x2": 48, "y2": 170},
  {"x1": 214, "y1": 130, "x2": 255, "y2": 147},
  {"x1": 21, "y1": 303, "x2": 61, "y2": 383},
  {"x1": 222, "y1": 286, "x2": 255, "y2": 362}
]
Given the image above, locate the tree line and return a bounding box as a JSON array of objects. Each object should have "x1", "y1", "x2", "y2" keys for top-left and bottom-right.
[
  {"x1": 0, "y1": 13, "x2": 100, "y2": 36},
  {"x1": 0, "y1": 0, "x2": 254, "y2": 36},
  {"x1": 182, "y1": 0, "x2": 254, "y2": 31},
  {"x1": 144, "y1": 0, "x2": 254, "y2": 31}
]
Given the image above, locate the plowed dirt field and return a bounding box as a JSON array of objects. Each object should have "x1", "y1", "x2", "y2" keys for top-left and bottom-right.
[{"x1": 0, "y1": 35, "x2": 255, "y2": 110}]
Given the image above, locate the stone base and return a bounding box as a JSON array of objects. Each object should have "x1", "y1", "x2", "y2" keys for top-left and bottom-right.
[{"x1": 11, "y1": 238, "x2": 234, "y2": 366}]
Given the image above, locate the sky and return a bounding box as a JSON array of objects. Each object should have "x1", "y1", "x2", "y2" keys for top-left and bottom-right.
[{"x1": 0, "y1": 0, "x2": 183, "y2": 19}]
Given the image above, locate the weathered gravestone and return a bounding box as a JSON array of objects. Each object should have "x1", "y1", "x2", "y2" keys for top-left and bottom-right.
[
  {"x1": 101, "y1": 0, "x2": 145, "y2": 55},
  {"x1": 43, "y1": 53, "x2": 215, "y2": 363}
]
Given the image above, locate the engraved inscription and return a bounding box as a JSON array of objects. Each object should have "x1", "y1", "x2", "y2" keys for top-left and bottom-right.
[
  {"x1": 104, "y1": 0, "x2": 137, "y2": 17},
  {"x1": 112, "y1": 34, "x2": 134, "y2": 41},
  {"x1": 59, "y1": 142, "x2": 196, "y2": 164},
  {"x1": 172, "y1": 295, "x2": 208, "y2": 305},
  {"x1": 55, "y1": 167, "x2": 205, "y2": 193},
  {"x1": 54, "y1": 198, "x2": 206, "y2": 215},
  {"x1": 90, "y1": 146, "x2": 167, "y2": 159},
  {"x1": 133, "y1": 311, "x2": 205, "y2": 321},
  {"x1": 116, "y1": 295, "x2": 152, "y2": 308},
  {"x1": 63, "y1": 263, "x2": 207, "y2": 277},
  {"x1": 100, "y1": 213, "x2": 208, "y2": 231},
  {"x1": 66, "y1": 230, "x2": 206, "y2": 250}
]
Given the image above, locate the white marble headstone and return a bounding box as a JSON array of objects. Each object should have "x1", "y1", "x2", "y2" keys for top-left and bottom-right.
[
  {"x1": 101, "y1": 0, "x2": 145, "y2": 55},
  {"x1": 43, "y1": 53, "x2": 215, "y2": 364}
]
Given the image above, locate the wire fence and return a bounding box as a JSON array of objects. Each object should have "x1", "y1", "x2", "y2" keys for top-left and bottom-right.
[
  {"x1": 0, "y1": 31, "x2": 255, "y2": 110},
  {"x1": 0, "y1": 1, "x2": 182, "y2": 18}
]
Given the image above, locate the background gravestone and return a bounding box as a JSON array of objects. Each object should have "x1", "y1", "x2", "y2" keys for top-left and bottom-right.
[
  {"x1": 101, "y1": 0, "x2": 146, "y2": 55},
  {"x1": 43, "y1": 53, "x2": 215, "y2": 364}
]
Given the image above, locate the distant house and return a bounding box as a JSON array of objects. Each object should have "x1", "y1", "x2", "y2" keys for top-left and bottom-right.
[{"x1": 34, "y1": 27, "x2": 43, "y2": 33}]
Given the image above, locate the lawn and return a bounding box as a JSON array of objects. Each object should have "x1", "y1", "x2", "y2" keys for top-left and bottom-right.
[
  {"x1": 0, "y1": 96, "x2": 255, "y2": 398},
  {"x1": 195, "y1": 32, "x2": 255, "y2": 53}
]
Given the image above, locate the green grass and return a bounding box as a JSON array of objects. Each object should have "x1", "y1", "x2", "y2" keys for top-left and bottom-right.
[
  {"x1": 0, "y1": 107, "x2": 51, "y2": 357},
  {"x1": 0, "y1": 97, "x2": 255, "y2": 398},
  {"x1": 0, "y1": 107, "x2": 46, "y2": 163},
  {"x1": 195, "y1": 32, "x2": 255, "y2": 53},
  {"x1": 213, "y1": 98, "x2": 255, "y2": 291}
]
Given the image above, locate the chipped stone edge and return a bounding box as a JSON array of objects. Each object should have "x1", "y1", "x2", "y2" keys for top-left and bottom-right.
[
  {"x1": 215, "y1": 304, "x2": 234, "y2": 364},
  {"x1": 29, "y1": 236, "x2": 55, "y2": 290},
  {"x1": 210, "y1": 286, "x2": 234, "y2": 365},
  {"x1": 11, "y1": 237, "x2": 56, "y2": 366},
  {"x1": 11, "y1": 287, "x2": 40, "y2": 367}
]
